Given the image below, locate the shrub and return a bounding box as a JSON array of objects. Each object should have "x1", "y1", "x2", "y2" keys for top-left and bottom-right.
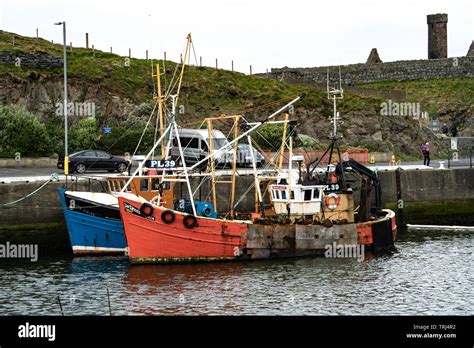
[
  {"x1": 69, "y1": 118, "x2": 101, "y2": 152},
  {"x1": 0, "y1": 105, "x2": 51, "y2": 157}
]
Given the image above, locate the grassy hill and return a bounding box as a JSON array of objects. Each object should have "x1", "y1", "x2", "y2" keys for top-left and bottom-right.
[{"x1": 1, "y1": 29, "x2": 472, "y2": 158}]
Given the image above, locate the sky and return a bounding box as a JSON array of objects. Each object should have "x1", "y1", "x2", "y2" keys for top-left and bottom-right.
[{"x1": 0, "y1": 0, "x2": 472, "y2": 73}]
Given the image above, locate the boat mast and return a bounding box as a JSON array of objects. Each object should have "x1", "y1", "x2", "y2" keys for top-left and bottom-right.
[
  {"x1": 174, "y1": 33, "x2": 192, "y2": 108},
  {"x1": 278, "y1": 113, "x2": 289, "y2": 173},
  {"x1": 230, "y1": 116, "x2": 239, "y2": 218},
  {"x1": 170, "y1": 94, "x2": 198, "y2": 216},
  {"x1": 156, "y1": 63, "x2": 165, "y2": 159}
]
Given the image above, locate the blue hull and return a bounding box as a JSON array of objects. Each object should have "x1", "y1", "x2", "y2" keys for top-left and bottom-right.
[{"x1": 58, "y1": 188, "x2": 126, "y2": 255}]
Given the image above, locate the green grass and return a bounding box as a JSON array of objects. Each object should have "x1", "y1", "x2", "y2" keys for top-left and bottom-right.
[{"x1": 360, "y1": 78, "x2": 474, "y2": 113}]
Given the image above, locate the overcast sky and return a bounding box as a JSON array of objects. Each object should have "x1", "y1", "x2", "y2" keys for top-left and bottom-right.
[{"x1": 1, "y1": 0, "x2": 472, "y2": 73}]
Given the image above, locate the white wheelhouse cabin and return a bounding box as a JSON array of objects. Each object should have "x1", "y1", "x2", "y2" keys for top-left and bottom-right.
[{"x1": 269, "y1": 182, "x2": 325, "y2": 217}]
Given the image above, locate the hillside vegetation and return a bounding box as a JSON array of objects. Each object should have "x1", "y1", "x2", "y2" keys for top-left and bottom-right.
[{"x1": 1, "y1": 30, "x2": 472, "y2": 158}]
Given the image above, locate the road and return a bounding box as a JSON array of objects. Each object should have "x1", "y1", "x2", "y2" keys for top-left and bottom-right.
[{"x1": 0, "y1": 158, "x2": 471, "y2": 180}]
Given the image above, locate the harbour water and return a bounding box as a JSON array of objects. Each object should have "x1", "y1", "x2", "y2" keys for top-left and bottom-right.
[{"x1": 0, "y1": 229, "x2": 472, "y2": 316}]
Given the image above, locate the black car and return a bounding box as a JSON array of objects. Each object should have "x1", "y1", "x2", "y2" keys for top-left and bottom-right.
[{"x1": 57, "y1": 150, "x2": 130, "y2": 174}]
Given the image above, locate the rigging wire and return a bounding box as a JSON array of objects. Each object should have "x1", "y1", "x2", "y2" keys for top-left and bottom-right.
[{"x1": 132, "y1": 103, "x2": 158, "y2": 157}]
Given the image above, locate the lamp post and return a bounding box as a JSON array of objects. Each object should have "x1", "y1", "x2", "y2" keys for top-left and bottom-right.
[{"x1": 54, "y1": 21, "x2": 68, "y2": 175}]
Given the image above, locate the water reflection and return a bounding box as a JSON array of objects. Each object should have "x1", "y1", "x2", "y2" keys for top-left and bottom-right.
[{"x1": 0, "y1": 229, "x2": 472, "y2": 315}]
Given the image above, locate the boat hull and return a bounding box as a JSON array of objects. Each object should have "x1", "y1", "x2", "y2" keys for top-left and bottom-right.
[
  {"x1": 58, "y1": 188, "x2": 126, "y2": 255},
  {"x1": 119, "y1": 196, "x2": 397, "y2": 264},
  {"x1": 118, "y1": 196, "x2": 248, "y2": 263}
]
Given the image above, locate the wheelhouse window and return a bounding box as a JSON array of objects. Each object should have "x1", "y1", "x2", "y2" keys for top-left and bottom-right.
[
  {"x1": 151, "y1": 178, "x2": 161, "y2": 191},
  {"x1": 121, "y1": 180, "x2": 132, "y2": 192},
  {"x1": 140, "y1": 179, "x2": 149, "y2": 192},
  {"x1": 281, "y1": 190, "x2": 287, "y2": 200},
  {"x1": 313, "y1": 189, "x2": 320, "y2": 200},
  {"x1": 291, "y1": 191, "x2": 295, "y2": 200},
  {"x1": 304, "y1": 190, "x2": 312, "y2": 201}
]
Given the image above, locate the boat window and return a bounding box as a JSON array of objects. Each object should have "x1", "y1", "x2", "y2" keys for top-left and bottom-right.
[
  {"x1": 121, "y1": 180, "x2": 132, "y2": 192},
  {"x1": 304, "y1": 190, "x2": 312, "y2": 201},
  {"x1": 151, "y1": 178, "x2": 161, "y2": 191},
  {"x1": 281, "y1": 190, "x2": 287, "y2": 199},
  {"x1": 291, "y1": 191, "x2": 295, "y2": 199},
  {"x1": 313, "y1": 189, "x2": 320, "y2": 200},
  {"x1": 162, "y1": 181, "x2": 170, "y2": 190},
  {"x1": 276, "y1": 190, "x2": 281, "y2": 199},
  {"x1": 109, "y1": 181, "x2": 116, "y2": 192},
  {"x1": 140, "y1": 179, "x2": 149, "y2": 191}
]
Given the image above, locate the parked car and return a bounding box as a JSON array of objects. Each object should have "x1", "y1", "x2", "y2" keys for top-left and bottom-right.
[
  {"x1": 57, "y1": 150, "x2": 130, "y2": 174},
  {"x1": 237, "y1": 144, "x2": 266, "y2": 167}
]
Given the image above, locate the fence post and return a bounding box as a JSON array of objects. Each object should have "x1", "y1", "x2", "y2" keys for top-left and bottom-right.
[
  {"x1": 164, "y1": 51, "x2": 167, "y2": 61},
  {"x1": 180, "y1": 53, "x2": 183, "y2": 63},
  {"x1": 250, "y1": 65, "x2": 252, "y2": 75},
  {"x1": 231, "y1": 60, "x2": 234, "y2": 72},
  {"x1": 92, "y1": 45, "x2": 95, "y2": 56},
  {"x1": 200, "y1": 56, "x2": 202, "y2": 67},
  {"x1": 36, "y1": 28, "x2": 38, "y2": 40},
  {"x1": 129, "y1": 48, "x2": 131, "y2": 58},
  {"x1": 110, "y1": 47, "x2": 113, "y2": 53},
  {"x1": 70, "y1": 42, "x2": 73, "y2": 53},
  {"x1": 85, "y1": 33, "x2": 89, "y2": 48},
  {"x1": 146, "y1": 50, "x2": 148, "y2": 60},
  {"x1": 215, "y1": 58, "x2": 218, "y2": 69}
]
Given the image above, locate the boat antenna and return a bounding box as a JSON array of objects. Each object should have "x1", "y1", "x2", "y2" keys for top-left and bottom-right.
[{"x1": 327, "y1": 67, "x2": 343, "y2": 139}]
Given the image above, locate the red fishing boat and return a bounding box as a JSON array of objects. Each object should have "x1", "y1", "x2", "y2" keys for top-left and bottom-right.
[
  {"x1": 119, "y1": 197, "x2": 249, "y2": 263},
  {"x1": 117, "y1": 51, "x2": 396, "y2": 264}
]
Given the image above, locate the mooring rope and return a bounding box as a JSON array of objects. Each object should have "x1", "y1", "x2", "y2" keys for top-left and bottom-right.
[{"x1": 0, "y1": 173, "x2": 59, "y2": 208}]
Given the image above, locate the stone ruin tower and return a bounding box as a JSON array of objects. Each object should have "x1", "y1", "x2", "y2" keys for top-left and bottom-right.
[{"x1": 427, "y1": 13, "x2": 448, "y2": 59}]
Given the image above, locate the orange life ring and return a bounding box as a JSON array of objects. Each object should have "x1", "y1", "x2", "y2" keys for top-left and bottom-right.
[{"x1": 325, "y1": 193, "x2": 340, "y2": 210}]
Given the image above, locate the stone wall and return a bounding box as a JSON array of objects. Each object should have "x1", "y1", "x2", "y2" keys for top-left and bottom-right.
[
  {"x1": 266, "y1": 56, "x2": 474, "y2": 85},
  {"x1": 0, "y1": 51, "x2": 63, "y2": 69}
]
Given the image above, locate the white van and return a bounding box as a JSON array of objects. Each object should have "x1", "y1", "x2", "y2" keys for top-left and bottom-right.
[{"x1": 170, "y1": 128, "x2": 234, "y2": 167}]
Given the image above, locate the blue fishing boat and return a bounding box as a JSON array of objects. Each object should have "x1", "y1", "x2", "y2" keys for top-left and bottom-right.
[{"x1": 57, "y1": 187, "x2": 126, "y2": 255}]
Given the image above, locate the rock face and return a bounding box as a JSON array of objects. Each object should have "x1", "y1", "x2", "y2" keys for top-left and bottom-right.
[
  {"x1": 0, "y1": 73, "x2": 136, "y2": 124},
  {"x1": 467, "y1": 41, "x2": 474, "y2": 57},
  {"x1": 0, "y1": 51, "x2": 63, "y2": 69},
  {"x1": 366, "y1": 48, "x2": 382, "y2": 64}
]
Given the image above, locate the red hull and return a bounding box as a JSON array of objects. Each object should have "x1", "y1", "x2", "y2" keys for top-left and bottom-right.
[{"x1": 118, "y1": 197, "x2": 248, "y2": 263}]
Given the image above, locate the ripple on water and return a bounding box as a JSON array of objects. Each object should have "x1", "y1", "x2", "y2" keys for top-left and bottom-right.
[{"x1": 0, "y1": 231, "x2": 472, "y2": 315}]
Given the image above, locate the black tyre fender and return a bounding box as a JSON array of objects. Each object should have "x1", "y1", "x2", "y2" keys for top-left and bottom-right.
[
  {"x1": 183, "y1": 215, "x2": 198, "y2": 229},
  {"x1": 161, "y1": 210, "x2": 176, "y2": 224},
  {"x1": 140, "y1": 202, "x2": 154, "y2": 217}
]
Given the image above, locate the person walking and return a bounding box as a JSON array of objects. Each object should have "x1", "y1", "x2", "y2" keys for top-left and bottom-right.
[{"x1": 421, "y1": 142, "x2": 430, "y2": 166}]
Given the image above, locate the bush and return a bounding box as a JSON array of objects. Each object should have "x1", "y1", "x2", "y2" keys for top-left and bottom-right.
[
  {"x1": 0, "y1": 105, "x2": 51, "y2": 157},
  {"x1": 295, "y1": 134, "x2": 323, "y2": 150},
  {"x1": 253, "y1": 124, "x2": 284, "y2": 150},
  {"x1": 69, "y1": 118, "x2": 101, "y2": 152}
]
